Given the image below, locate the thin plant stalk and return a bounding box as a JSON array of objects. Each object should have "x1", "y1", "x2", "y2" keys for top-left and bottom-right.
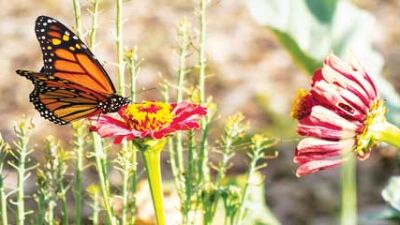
[
  {"x1": 127, "y1": 46, "x2": 139, "y2": 102},
  {"x1": 116, "y1": 0, "x2": 125, "y2": 96},
  {"x1": 340, "y1": 155, "x2": 357, "y2": 225},
  {"x1": 121, "y1": 164, "x2": 130, "y2": 225},
  {"x1": 174, "y1": 18, "x2": 191, "y2": 201},
  {"x1": 117, "y1": 147, "x2": 137, "y2": 225},
  {"x1": 197, "y1": 0, "x2": 207, "y2": 105},
  {"x1": 182, "y1": 131, "x2": 196, "y2": 225},
  {"x1": 72, "y1": 122, "x2": 85, "y2": 225},
  {"x1": 0, "y1": 136, "x2": 9, "y2": 225},
  {"x1": 162, "y1": 83, "x2": 185, "y2": 201},
  {"x1": 92, "y1": 190, "x2": 100, "y2": 225},
  {"x1": 71, "y1": 0, "x2": 84, "y2": 224},
  {"x1": 235, "y1": 136, "x2": 278, "y2": 225},
  {"x1": 93, "y1": 136, "x2": 116, "y2": 225},
  {"x1": 35, "y1": 190, "x2": 45, "y2": 225},
  {"x1": 72, "y1": 0, "x2": 83, "y2": 37},
  {"x1": 9, "y1": 120, "x2": 34, "y2": 225},
  {"x1": 120, "y1": 48, "x2": 140, "y2": 225},
  {"x1": 0, "y1": 178, "x2": 7, "y2": 225},
  {"x1": 87, "y1": 185, "x2": 101, "y2": 225},
  {"x1": 197, "y1": 0, "x2": 210, "y2": 184},
  {"x1": 88, "y1": 0, "x2": 100, "y2": 49}
]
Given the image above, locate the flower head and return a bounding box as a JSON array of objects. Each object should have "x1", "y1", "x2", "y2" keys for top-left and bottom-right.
[
  {"x1": 90, "y1": 101, "x2": 207, "y2": 144},
  {"x1": 291, "y1": 54, "x2": 386, "y2": 177}
]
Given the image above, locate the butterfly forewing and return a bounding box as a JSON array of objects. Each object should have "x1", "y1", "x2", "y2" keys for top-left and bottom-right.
[{"x1": 35, "y1": 16, "x2": 115, "y2": 94}]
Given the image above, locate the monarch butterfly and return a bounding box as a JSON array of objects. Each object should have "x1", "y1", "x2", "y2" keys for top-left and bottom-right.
[{"x1": 16, "y1": 16, "x2": 130, "y2": 125}]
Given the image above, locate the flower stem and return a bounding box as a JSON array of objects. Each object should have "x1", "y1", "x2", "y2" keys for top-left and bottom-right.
[
  {"x1": 374, "y1": 121, "x2": 400, "y2": 148},
  {"x1": 139, "y1": 139, "x2": 167, "y2": 225},
  {"x1": 340, "y1": 154, "x2": 357, "y2": 225}
]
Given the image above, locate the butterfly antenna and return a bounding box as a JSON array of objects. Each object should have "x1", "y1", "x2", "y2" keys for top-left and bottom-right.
[
  {"x1": 128, "y1": 87, "x2": 158, "y2": 99},
  {"x1": 96, "y1": 111, "x2": 102, "y2": 122}
]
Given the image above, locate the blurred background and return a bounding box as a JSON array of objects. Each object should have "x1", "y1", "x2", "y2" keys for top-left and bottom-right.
[{"x1": 1, "y1": 0, "x2": 400, "y2": 224}]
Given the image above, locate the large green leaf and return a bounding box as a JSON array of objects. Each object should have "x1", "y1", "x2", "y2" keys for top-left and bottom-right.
[{"x1": 247, "y1": 0, "x2": 400, "y2": 125}]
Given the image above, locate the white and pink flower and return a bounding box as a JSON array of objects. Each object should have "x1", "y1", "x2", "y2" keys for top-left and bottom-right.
[{"x1": 291, "y1": 54, "x2": 386, "y2": 177}]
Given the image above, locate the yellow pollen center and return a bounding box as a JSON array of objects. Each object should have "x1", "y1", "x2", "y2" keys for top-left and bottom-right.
[
  {"x1": 290, "y1": 89, "x2": 311, "y2": 120},
  {"x1": 354, "y1": 100, "x2": 386, "y2": 157},
  {"x1": 125, "y1": 101, "x2": 174, "y2": 132}
]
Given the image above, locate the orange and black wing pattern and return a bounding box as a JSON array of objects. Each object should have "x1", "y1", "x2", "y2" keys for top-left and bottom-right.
[
  {"x1": 16, "y1": 16, "x2": 129, "y2": 125},
  {"x1": 34, "y1": 16, "x2": 115, "y2": 94},
  {"x1": 16, "y1": 70, "x2": 105, "y2": 125}
]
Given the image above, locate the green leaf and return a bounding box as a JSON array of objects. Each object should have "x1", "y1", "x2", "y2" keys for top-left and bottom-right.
[
  {"x1": 305, "y1": 0, "x2": 337, "y2": 24},
  {"x1": 364, "y1": 207, "x2": 400, "y2": 222},
  {"x1": 270, "y1": 28, "x2": 321, "y2": 74}
]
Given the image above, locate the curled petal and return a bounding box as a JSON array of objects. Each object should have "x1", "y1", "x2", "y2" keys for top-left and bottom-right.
[
  {"x1": 296, "y1": 158, "x2": 345, "y2": 177},
  {"x1": 294, "y1": 138, "x2": 354, "y2": 164}
]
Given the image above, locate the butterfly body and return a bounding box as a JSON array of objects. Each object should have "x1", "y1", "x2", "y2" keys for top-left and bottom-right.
[{"x1": 16, "y1": 16, "x2": 130, "y2": 125}]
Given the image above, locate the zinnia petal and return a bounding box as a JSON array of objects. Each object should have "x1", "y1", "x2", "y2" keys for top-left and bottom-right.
[{"x1": 292, "y1": 54, "x2": 383, "y2": 177}]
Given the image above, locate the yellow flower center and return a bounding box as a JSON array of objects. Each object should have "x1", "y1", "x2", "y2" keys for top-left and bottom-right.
[
  {"x1": 290, "y1": 89, "x2": 312, "y2": 120},
  {"x1": 354, "y1": 100, "x2": 386, "y2": 157},
  {"x1": 125, "y1": 101, "x2": 174, "y2": 132}
]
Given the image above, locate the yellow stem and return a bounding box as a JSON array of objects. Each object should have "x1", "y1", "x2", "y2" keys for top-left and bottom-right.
[{"x1": 139, "y1": 139, "x2": 167, "y2": 225}]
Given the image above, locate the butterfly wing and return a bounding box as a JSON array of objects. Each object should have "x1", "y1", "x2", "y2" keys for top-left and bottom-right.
[
  {"x1": 35, "y1": 16, "x2": 116, "y2": 95},
  {"x1": 17, "y1": 70, "x2": 103, "y2": 125},
  {"x1": 16, "y1": 16, "x2": 129, "y2": 125}
]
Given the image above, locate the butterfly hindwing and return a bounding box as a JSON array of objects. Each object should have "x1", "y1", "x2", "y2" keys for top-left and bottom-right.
[
  {"x1": 17, "y1": 70, "x2": 101, "y2": 125},
  {"x1": 35, "y1": 16, "x2": 116, "y2": 94}
]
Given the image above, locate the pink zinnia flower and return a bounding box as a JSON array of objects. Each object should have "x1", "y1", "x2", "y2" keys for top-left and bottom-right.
[
  {"x1": 90, "y1": 101, "x2": 207, "y2": 144},
  {"x1": 291, "y1": 54, "x2": 387, "y2": 177}
]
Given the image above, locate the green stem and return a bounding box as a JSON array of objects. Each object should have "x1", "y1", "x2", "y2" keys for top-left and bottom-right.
[
  {"x1": 120, "y1": 143, "x2": 137, "y2": 225},
  {"x1": 340, "y1": 154, "x2": 357, "y2": 225},
  {"x1": 73, "y1": 123, "x2": 84, "y2": 225},
  {"x1": 59, "y1": 189, "x2": 69, "y2": 224},
  {"x1": 36, "y1": 192, "x2": 45, "y2": 225},
  {"x1": 93, "y1": 134, "x2": 116, "y2": 225},
  {"x1": 89, "y1": 0, "x2": 100, "y2": 49},
  {"x1": 16, "y1": 138, "x2": 29, "y2": 225},
  {"x1": 121, "y1": 161, "x2": 129, "y2": 225},
  {"x1": 116, "y1": 0, "x2": 125, "y2": 96},
  {"x1": 197, "y1": 0, "x2": 210, "y2": 184},
  {"x1": 128, "y1": 47, "x2": 138, "y2": 102},
  {"x1": 72, "y1": 0, "x2": 82, "y2": 37},
  {"x1": 48, "y1": 201, "x2": 55, "y2": 225},
  {"x1": 92, "y1": 191, "x2": 100, "y2": 225},
  {"x1": 198, "y1": 0, "x2": 207, "y2": 104},
  {"x1": 374, "y1": 121, "x2": 400, "y2": 147},
  {"x1": 183, "y1": 131, "x2": 195, "y2": 224},
  {"x1": 0, "y1": 178, "x2": 7, "y2": 225},
  {"x1": 139, "y1": 139, "x2": 167, "y2": 225}
]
